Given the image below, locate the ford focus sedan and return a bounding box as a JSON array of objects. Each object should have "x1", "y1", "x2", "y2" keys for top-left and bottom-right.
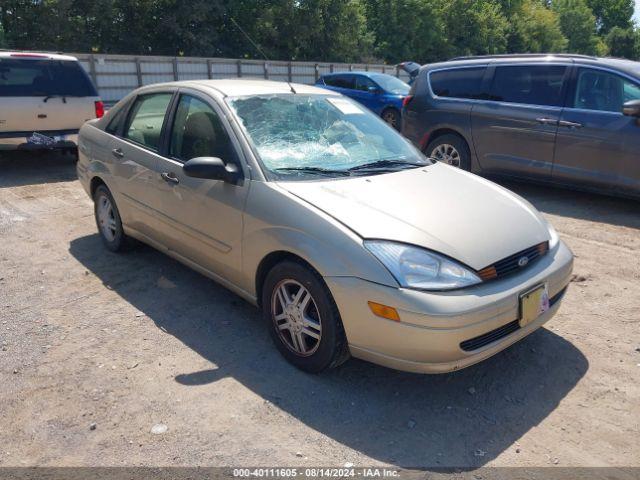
[{"x1": 77, "y1": 79, "x2": 573, "y2": 374}]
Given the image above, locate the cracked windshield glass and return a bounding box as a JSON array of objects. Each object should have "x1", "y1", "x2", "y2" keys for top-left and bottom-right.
[{"x1": 227, "y1": 94, "x2": 428, "y2": 179}]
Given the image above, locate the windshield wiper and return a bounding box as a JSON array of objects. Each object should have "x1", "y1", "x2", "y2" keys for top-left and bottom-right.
[
  {"x1": 274, "y1": 167, "x2": 351, "y2": 176},
  {"x1": 348, "y1": 158, "x2": 427, "y2": 172}
]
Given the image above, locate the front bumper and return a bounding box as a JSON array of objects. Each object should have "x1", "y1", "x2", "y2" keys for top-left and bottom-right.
[
  {"x1": 0, "y1": 130, "x2": 79, "y2": 151},
  {"x1": 326, "y1": 240, "x2": 574, "y2": 373}
]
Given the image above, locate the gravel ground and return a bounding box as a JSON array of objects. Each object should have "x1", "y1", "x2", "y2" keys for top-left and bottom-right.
[{"x1": 0, "y1": 152, "x2": 638, "y2": 468}]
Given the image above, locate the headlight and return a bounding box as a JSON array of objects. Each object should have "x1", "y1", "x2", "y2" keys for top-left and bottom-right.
[{"x1": 364, "y1": 240, "x2": 481, "y2": 291}]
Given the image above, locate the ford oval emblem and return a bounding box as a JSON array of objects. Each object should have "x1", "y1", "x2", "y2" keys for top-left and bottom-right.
[{"x1": 517, "y1": 256, "x2": 529, "y2": 267}]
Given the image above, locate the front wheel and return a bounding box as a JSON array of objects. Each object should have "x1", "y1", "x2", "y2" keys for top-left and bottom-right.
[{"x1": 262, "y1": 261, "x2": 349, "y2": 373}]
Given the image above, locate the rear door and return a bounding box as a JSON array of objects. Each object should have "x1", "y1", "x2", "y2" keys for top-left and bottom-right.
[
  {"x1": 553, "y1": 67, "x2": 640, "y2": 194},
  {"x1": 471, "y1": 63, "x2": 570, "y2": 179},
  {"x1": 0, "y1": 57, "x2": 99, "y2": 135},
  {"x1": 109, "y1": 91, "x2": 174, "y2": 237}
]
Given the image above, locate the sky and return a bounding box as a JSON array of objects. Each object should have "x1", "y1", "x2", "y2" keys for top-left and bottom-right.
[{"x1": 635, "y1": 0, "x2": 640, "y2": 24}]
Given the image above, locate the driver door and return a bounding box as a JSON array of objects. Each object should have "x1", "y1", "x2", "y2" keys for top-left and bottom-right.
[{"x1": 151, "y1": 91, "x2": 250, "y2": 285}]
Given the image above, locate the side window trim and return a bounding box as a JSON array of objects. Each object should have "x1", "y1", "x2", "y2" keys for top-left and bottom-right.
[{"x1": 121, "y1": 90, "x2": 177, "y2": 153}]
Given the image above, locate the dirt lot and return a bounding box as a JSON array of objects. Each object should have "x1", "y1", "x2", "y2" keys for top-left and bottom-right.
[{"x1": 0, "y1": 152, "x2": 638, "y2": 468}]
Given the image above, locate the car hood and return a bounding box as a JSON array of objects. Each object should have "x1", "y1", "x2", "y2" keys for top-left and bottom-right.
[{"x1": 278, "y1": 163, "x2": 550, "y2": 270}]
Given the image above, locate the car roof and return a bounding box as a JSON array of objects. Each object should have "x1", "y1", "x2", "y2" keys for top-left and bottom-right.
[
  {"x1": 422, "y1": 54, "x2": 640, "y2": 78},
  {"x1": 0, "y1": 51, "x2": 79, "y2": 62},
  {"x1": 135, "y1": 79, "x2": 335, "y2": 97}
]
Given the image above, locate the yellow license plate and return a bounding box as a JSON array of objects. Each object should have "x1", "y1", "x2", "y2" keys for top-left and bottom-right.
[{"x1": 519, "y1": 284, "x2": 550, "y2": 328}]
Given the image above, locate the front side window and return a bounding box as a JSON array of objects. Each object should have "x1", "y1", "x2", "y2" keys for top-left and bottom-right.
[
  {"x1": 169, "y1": 95, "x2": 235, "y2": 162},
  {"x1": 573, "y1": 68, "x2": 640, "y2": 112},
  {"x1": 430, "y1": 67, "x2": 486, "y2": 99},
  {"x1": 227, "y1": 94, "x2": 427, "y2": 180},
  {"x1": 0, "y1": 58, "x2": 97, "y2": 97},
  {"x1": 355, "y1": 76, "x2": 377, "y2": 92},
  {"x1": 369, "y1": 74, "x2": 410, "y2": 95},
  {"x1": 124, "y1": 93, "x2": 173, "y2": 151},
  {"x1": 490, "y1": 65, "x2": 567, "y2": 107}
]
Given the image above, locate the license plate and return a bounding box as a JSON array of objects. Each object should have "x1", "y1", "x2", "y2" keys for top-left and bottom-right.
[
  {"x1": 27, "y1": 132, "x2": 55, "y2": 146},
  {"x1": 519, "y1": 284, "x2": 549, "y2": 328}
]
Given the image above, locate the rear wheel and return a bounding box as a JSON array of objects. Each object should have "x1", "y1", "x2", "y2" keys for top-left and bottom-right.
[
  {"x1": 262, "y1": 261, "x2": 349, "y2": 373},
  {"x1": 382, "y1": 108, "x2": 401, "y2": 131},
  {"x1": 426, "y1": 133, "x2": 471, "y2": 170},
  {"x1": 93, "y1": 185, "x2": 130, "y2": 252}
]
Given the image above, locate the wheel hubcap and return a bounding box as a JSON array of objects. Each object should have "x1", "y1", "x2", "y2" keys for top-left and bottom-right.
[
  {"x1": 97, "y1": 195, "x2": 117, "y2": 242},
  {"x1": 431, "y1": 143, "x2": 461, "y2": 168},
  {"x1": 271, "y1": 280, "x2": 322, "y2": 356}
]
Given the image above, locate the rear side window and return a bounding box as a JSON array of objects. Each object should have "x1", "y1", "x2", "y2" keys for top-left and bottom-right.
[
  {"x1": 429, "y1": 67, "x2": 486, "y2": 99},
  {"x1": 0, "y1": 59, "x2": 97, "y2": 97},
  {"x1": 324, "y1": 75, "x2": 354, "y2": 89},
  {"x1": 490, "y1": 65, "x2": 567, "y2": 107},
  {"x1": 124, "y1": 93, "x2": 173, "y2": 151}
]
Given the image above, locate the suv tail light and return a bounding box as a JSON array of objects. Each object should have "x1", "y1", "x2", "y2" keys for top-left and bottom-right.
[
  {"x1": 94, "y1": 100, "x2": 105, "y2": 118},
  {"x1": 402, "y1": 95, "x2": 414, "y2": 108}
]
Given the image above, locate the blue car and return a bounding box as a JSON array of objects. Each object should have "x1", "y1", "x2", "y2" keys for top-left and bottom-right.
[{"x1": 315, "y1": 72, "x2": 410, "y2": 130}]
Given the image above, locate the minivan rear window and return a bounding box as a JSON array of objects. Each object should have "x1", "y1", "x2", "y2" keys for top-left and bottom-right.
[
  {"x1": 0, "y1": 59, "x2": 97, "y2": 97},
  {"x1": 429, "y1": 67, "x2": 486, "y2": 99}
]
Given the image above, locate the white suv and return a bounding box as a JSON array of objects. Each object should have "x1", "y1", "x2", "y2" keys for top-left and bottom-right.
[{"x1": 0, "y1": 51, "x2": 103, "y2": 152}]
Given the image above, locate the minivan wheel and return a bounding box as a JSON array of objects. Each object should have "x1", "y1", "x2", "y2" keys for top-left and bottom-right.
[
  {"x1": 426, "y1": 134, "x2": 471, "y2": 170},
  {"x1": 262, "y1": 261, "x2": 349, "y2": 373},
  {"x1": 382, "y1": 108, "x2": 401, "y2": 130},
  {"x1": 93, "y1": 185, "x2": 129, "y2": 252}
]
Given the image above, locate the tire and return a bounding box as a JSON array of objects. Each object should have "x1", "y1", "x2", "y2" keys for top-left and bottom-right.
[
  {"x1": 261, "y1": 260, "x2": 350, "y2": 373},
  {"x1": 426, "y1": 133, "x2": 471, "y2": 171},
  {"x1": 381, "y1": 108, "x2": 401, "y2": 131},
  {"x1": 93, "y1": 185, "x2": 130, "y2": 252}
]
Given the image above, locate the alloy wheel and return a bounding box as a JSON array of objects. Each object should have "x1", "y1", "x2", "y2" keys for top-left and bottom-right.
[
  {"x1": 97, "y1": 195, "x2": 117, "y2": 242},
  {"x1": 431, "y1": 143, "x2": 461, "y2": 168},
  {"x1": 271, "y1": 279, "x2": 322, "y2": 356}
]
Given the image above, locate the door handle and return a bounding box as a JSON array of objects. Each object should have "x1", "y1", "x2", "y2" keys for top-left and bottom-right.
[
  {"x1": 559, "y1": 120, "x2": 583, "y2": 129},
  {"x1": 111, "y1": 148, "x2": 124, "y2": 159},
  {"x1": 536, "y1": 117, "x2": 558, "y2": 125},
  {"x1": 161, "y1": 172, "x2": 179, "y2": 185}
]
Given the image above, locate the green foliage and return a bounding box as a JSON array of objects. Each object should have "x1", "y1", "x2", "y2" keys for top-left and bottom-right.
[
  {"x1": 553, "y1": 0, "x2": 607, "y2": 55},
  {"x1": 586, "y1": 0, "x2": 634, "y2": 33},
  {"x1": 0, "y1": 0, "x2": 637, "y2": 62},
  {"x1": 605, "y1": 26, "x2": 640, "y2": 58},
  {"x1": 508, "y1": 0, "x2": 568, "y2": 53}
]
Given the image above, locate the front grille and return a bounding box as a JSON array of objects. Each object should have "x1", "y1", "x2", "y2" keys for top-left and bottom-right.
[
  {"x1": 459, "y1": 286, "x2": 568, "y2": 352},
  {"x1": 477, "y1": 242, "x2": 549, "y2": 281}
]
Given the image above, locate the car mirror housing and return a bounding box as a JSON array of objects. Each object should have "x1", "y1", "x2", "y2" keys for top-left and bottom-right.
[
  {"x1": 622, "y1": 100, "x2": 640, "y2": 118},
  {"x1": 368, "y1": 86, "x2": 381, "y2": 94},
  {"x1": 183, "y1": 157, "x2": 240, "y2": 183}
]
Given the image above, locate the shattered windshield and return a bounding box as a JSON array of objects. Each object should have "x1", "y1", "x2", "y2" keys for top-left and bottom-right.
[{"x1": 227, "y1": 94, "x2": 427, "y2": 180}]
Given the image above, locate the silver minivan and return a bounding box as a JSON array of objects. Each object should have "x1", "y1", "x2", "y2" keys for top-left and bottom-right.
[{"x1": 0, "y1": 51, "x2": 103, "y2": 151}]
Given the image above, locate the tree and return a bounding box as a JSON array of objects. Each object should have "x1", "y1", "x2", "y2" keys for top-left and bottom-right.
[
  {"x1": 605, "y1": 26, "x2": 639, "y2": 58},
  {"x1": 438, "y1": 0, "x2": 509, "y2": 58},
  {"x1": 509, "y1": 0, "x2": 568, "y2": 53},
  {"x1": 586, "y1": 0, "x2": 634, "y2": 34},
  {"x1": 553, "y1": 0, "x2": 607, "y2": 55}
]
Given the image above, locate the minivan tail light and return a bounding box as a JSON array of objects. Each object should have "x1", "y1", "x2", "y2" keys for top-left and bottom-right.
[
  {"x1": 402, "y1": 95, "x2": 414, "y2": 108},
  {"x1": 94, "y1": 101, "x2": 105, "y2": 118}
]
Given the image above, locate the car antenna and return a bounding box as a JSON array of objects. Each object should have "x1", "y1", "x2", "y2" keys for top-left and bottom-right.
[{"x1": 229, "y1": 16, "x2": 296, "y2": 94}]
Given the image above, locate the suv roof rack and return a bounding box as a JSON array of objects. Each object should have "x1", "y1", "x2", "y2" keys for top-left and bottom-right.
[{"x1": 449, "y1": 53, "x2": 598, "y2": 61}]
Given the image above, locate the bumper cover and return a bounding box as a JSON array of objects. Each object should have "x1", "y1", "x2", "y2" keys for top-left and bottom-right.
[{"x1": 326, "y1": 240, "x2": 574, "y2": 373}]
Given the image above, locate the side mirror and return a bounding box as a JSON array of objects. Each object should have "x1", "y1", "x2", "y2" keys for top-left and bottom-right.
[
  {"x1": 622, "y1": 100, "x2": 640, "y2": 117},
  {"x1": 368, "y1": 86, "x2": 381, "y2": 94},
  {"x1": 183, "y1": 157, "x2": 240, "y2": 183}
]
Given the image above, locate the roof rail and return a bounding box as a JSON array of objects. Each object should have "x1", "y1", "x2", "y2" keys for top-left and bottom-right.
[{"x1": 449, "y1": 53, "x2": 598, "y2": 61}]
